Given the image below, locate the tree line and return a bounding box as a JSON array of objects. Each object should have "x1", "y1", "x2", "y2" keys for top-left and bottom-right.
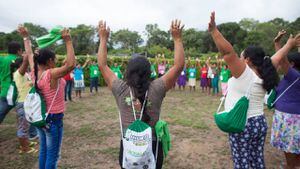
[{"x1": 0, "y1": 17, "x2": 299, "y2": 58}]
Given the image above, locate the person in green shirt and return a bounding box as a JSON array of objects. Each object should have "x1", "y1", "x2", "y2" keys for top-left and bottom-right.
[
  {"x1": 89, "y1": 61, "x2": 100, "y2": 93},
  {"x1": 0, "y1": 41, "x2": 22, "y2": 123},
  {"x1": 111, "y1": 62, "x2": 123, "y2": 79},
  {"x1": 150, "y1": 63, "x2": 157, "y2": 80},
  {"x1": 220, "y1": 65, "x2": 231, "y2": 96}
]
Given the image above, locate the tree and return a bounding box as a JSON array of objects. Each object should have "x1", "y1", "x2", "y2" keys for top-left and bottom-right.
[
  {"x1": 70, "y1": 24, "x2": 96, "y2": 55},
  {"x1": 145, "y1": 24, "x2": 172, "y2": 49},
  {"x1": 239, "y1": 18, "x2": 259, "y2": 32},
  {"x1": 182, "y1": 28, "x2": 205, "y2": 53},
  {"x1": 110, "y1": 29, "x2": 143, "y2": 52}
]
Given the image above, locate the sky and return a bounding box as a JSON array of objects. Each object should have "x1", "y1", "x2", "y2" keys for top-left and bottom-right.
[{"x1": 0, "y1": 0, "x2": 299, "y2": 35}]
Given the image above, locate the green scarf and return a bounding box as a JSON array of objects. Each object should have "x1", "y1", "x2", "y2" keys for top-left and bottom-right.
[
  {"x1": 155, "y1": 120, "x2": 171, "y2": 157},
  {"x1": 36, "y1": 26, "x2": 63, "y2": 49}
]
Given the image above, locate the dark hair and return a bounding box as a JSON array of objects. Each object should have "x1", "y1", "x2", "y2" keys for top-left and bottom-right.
[
  {"x1": 125, "y1": 56, "x2": 151, "y2": 123},
  {"x1": 34, "y1": 48, "x2": 56, "y2": 92},
  {"x1": 243, "y1": 46, "x2": 279, "y2": 92},
  {"x1": 10, "y1": 58, "x2": 23, "y2": 81},
  {"x1": 8, "y1": 41, "x2": 21, "y2": 55},
  {"x1": 287, "y1": 52, "x2": 300, "y2": 71}
]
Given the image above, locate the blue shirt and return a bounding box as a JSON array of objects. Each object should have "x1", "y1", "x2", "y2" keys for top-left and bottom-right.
[{"x1": 74, "y1": 67, "x2": 84, "y2": 80}]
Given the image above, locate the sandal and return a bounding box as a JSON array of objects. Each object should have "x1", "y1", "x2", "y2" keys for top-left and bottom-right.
[{"x1": 19, "y1": 147, "x2": 38, "y2": 154}]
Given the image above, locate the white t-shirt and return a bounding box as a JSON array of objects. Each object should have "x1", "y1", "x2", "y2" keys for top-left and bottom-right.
[
  {"x1": 207, "y1": 67, "x2": 213, "y2": 78},
  {"x1": 225, "y1": 66, "x2": 266, "y2": 119}
]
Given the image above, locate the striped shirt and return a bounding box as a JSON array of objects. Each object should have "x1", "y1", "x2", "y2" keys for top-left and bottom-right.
[{"x1": 32, "y1": 69, "x2": 66, "y2": 114}]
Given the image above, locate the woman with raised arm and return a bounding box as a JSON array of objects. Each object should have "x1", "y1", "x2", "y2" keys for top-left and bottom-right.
[
  {"x1": 26, "y1": 28, "x2": 76, "y2": 169},
  {"x1": 97, "y1": 20, "x2": 184, "y2": 169},
  {"x1": 209, "y1": 12, "x2": 280, "y2": 168},
  {"x1": 270, "y1": 31, "x2": 300, "y2": 169}
]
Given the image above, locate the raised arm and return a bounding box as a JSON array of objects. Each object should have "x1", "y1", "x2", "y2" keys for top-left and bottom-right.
[
  {"x1": 18, "y1": 53, "x2": 29, "y2": 75},
  {"x1": 18, "y1": 25, "x2": 34, "y2": 71},
  {"x1": 82, "y1": 57, "x2": 90, "y2": 69},
  {"x1": 273, "y1": 30, "x2": 287, "y2": 51},
  {"x1": 97, "y1": 20, "x2": 116, "y2": 90},
  {"x1": 271, "y1": 34, "x2": 300, "y2": 74},
  {"x1": 50, "y1": 29, "x2": 76, "y2": 79},
  {"x1": 162, "y1": 20, "x2": 185, "y2": 91},
  {"x1": 209, "y1": 12, "x2": 245, "y2": 78}
]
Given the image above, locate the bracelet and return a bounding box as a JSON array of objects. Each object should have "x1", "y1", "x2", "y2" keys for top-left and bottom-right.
[{"x1": 23, "y1": 37, "x2": 29, "y2": 41}]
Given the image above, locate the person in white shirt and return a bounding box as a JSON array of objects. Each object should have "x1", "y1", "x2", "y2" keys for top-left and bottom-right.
[{"x1": 208, "y1": 12, "x2": 281, "y2": 168}]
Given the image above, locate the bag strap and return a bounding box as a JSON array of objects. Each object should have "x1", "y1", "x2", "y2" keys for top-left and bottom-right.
[
  {"x1": 46, "y1": 80, "x2": 60, "y2": 114},
  {"x1": 118, "y1": 88, "x2": 149, "y2": 137},
  {"x1": 129, "y1": 88, "x2": 148, "y2": 120},
  {"x1": 271, "y1": 77, "x2": 299, "y2": 107},
  {"x1": 216, "y1": 76, "x2": 255, "y2": 114}
]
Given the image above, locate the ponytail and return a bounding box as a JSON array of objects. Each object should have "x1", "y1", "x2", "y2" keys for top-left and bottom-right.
[
  {"x1": 34, "y1": 53, "x2": 40, "y2": 92},
  {"x1": 125, "y1": 56, "x2": 152, "y2": 123},
  {"x1": 244, "y1": 46, "x2": 279, "y2": 92},
  {"x1": 261, "y1": 56, "x2": 279, "y2": 92},
  {"x1": 33, "y1": 48, "x2": 56, "y2": 93}
]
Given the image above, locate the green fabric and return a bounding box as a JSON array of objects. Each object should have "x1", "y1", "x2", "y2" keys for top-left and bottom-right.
[
  {"x1": 0, "y1": 54, "x2": 17, "y2": 97},
  {"x1": 188, "y1": 68, "x2": 196, "y2": 78},
  {"x1": 214, "y1": 96, "x2": 249, "y2": 133},
  {"x1": 150, "y1": 64, "x2": 157, "y2": 79},
  {"x1": 155, "y1": 120, "x2": 171, "y2": 157},
  {"x1": 36, "y1": 26, "x2": 63, "y2": 49},
  {"x1": 111, "y1": 66, "x2": 123, "y2": 79},
  {"x1": 89, "y1": 65, "x2": 100, "y2": 78},
  {"x1": 220, "y1": 68, "x2": 231, "y2": 83},
  {"x1": 266, "y1": 89, "x2": 276, "y2": 109},
  {"x1": 127, "y1": 119, "x2": 150, "y2": 132}
]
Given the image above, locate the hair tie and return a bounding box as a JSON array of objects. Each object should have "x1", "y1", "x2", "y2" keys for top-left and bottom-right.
[{"x1": 264, "y1": 56, "x2": 270, "y2": 60}]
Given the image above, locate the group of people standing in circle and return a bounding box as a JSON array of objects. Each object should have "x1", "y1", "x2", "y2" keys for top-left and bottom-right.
[{"x1": 0, "y1": 11, "x2": 299, "y2": 169}]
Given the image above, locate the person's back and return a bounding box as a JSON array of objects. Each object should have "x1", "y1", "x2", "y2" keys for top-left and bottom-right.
[
  {"x1": 0, "y1": 41, "x2": 22, "y2": 123},
  {"x1": 112, "y1": 78, "x2": 166, "y2": 137},
  {"x1": 97, "y1": 20, "x2": 185, "y2": 169}
]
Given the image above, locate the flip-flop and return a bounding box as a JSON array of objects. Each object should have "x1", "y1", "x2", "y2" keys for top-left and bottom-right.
[
  {"x1": 29, "y1": 141, "x2": 38, "y2": 147},
  {"x1": 19, "y1": 147, "x2": 38, "y2": 154}
]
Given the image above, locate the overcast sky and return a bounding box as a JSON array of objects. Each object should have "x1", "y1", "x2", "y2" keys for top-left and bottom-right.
[{"x1": 0, "y1": 0, "x2": 299, "y2": 34}]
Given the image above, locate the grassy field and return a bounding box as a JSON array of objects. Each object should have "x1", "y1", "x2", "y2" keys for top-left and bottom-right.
[{"x1": 0, "y1": 86, "x2": 283, "y2": 169}]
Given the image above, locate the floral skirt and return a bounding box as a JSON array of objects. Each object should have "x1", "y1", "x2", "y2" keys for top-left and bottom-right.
[{"x1": 270, "y1": 109, "x2": 300, "y2": 154}]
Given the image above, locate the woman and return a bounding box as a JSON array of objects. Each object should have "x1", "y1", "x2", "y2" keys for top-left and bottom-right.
[
  {"x1": 26, "y1": 28, "x2": 76, "y2": 169},
  {"x1": 10, "y1": 54, "x2": 37, "y2": 154},
  {"x1": 220, "y1": 64, "x2": 231, "y2": 96},
  {"x1": 209, "y1": 12, "x2": 280, "y2": 168},
  {"x1": 73, "y1": 59, "x2": 89, "y2": 98},
  {"x1": 177, "y1": 64, "x2": 187, "y2": 90},
  {"x1": 200, "y1": 63, "x2": 208, "y2": 93},
  {"x1": 97, "y1": 20, "x2": 184, "y2": 169},
  {"x1": 271, "y1": 30, "x2": 300, "y2": 169}
]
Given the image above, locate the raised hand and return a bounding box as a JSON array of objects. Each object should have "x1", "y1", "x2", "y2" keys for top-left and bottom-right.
[
  {"x1": 17, "y1": 25, "x2": 29, "y2": 37},
  {"x1": 98, "y1": 20, "x2": 110, "y2": 41},
  {"x1": 170, "y1": 19, "x2": 184, "y2": 41},
  {"x1": 286, "y1": 33, "x2": 300, "y2": 48},
  {"x1": 208, "y1": 11, "x2": 216, "y2": 32},
  {"x1": 61, "y1": 28, "x2": 71, "y2": 42},
  {"x1": 274, "y1": 30, "x2": 287, "y2": 42}
]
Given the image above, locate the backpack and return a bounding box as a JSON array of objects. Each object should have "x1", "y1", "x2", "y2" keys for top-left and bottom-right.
[
  {"x1": 214, "y1": 78, "x2": 254, "y2": 133},
  {"x1": 6, "y1": 81, "x2": 18, "y2": 107},
  {"x1": 119, "y1": 89, "x2": 158, "y2": 169},
  {"x1": 265, "y1": 77, "x2": 299, "y2": 109},
  {"x1": 24, "y1": 72, "x2": 60, "y2": 127}
]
